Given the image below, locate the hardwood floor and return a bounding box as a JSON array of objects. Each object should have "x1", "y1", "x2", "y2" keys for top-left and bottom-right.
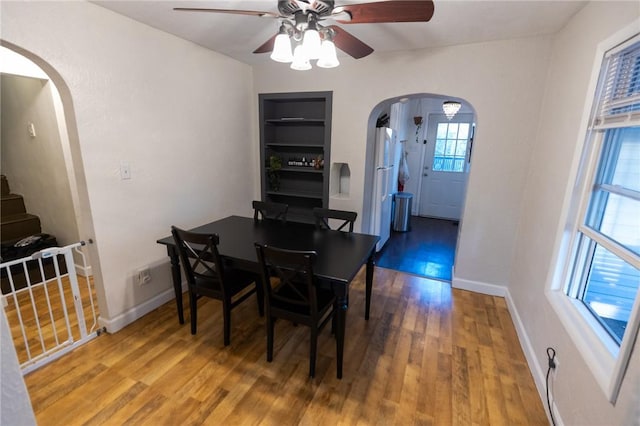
[
  {"x1": 376, "y1": 216, "x2": 458, "y2": 281},
  {"x1": 23, "y1": 267, "x2": 548, "y2": 425}
]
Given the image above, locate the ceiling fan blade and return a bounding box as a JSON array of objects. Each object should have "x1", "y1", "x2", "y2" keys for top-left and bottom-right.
[
  {"x1": 327, "y1": 26, "x2": 374, "y2": 59},
  {"x1": 173, "y1": 8, "x2": 281, "y2": 18},
  {"x1": 253, "y1": 34, "x2": 278, "y2": 54},
  {"x1": 333, "y1": 1, "x2": 434, "y2": 24}
]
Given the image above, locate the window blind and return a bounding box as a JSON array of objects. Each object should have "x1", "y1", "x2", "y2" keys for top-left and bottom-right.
[{"x1": 594, "y1": 36, "x2": 640, "y2": 129}]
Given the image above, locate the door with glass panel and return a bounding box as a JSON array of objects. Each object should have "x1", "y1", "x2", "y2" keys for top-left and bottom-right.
[{"x1": 418, "y1": 114, "x2": 473, "y2": 220}]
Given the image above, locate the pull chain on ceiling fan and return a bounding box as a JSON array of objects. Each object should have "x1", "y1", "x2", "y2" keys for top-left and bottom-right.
[{"x1": 175, "y1": 0, "x2": 435, "y2": 70}]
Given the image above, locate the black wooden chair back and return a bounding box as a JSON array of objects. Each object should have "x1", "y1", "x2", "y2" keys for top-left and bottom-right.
[
  {"x1": 255, "y1": 243, "x2": 335, "y2": 377},
  {"x1": 313, "y1": 208, "x2": 357, "y2": 232},
  {"x1": 171, "y1": 226, "x2": 225, "y2": 296},
  {"x1": 252, "y1": 200, "x2": 288, "y2": 223},
  {"x1": 171, "y1": 226, "x2": 262, "y2": 345}
]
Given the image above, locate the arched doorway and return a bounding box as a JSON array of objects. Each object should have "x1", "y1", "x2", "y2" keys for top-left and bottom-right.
[
  {"x1": 0, "y1": 42, "x2": 106, "y2": 318},
  {"x1": 363, "y1": 93, "x2": 476, "y2": 281}
]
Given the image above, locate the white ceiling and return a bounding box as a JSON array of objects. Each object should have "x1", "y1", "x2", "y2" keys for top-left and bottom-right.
[{"x1": 91, "y1": 0, "x2": 587, "y2": 65}]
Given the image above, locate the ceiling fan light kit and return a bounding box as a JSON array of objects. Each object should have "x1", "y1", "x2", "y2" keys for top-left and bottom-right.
[
  {"x1": 271, "y1": 26, "x2": 294, "y2": 62},
  {"x1": 291, "y1": 45, "x2": 313, "y2": 70},
  {"x1": 175, "y1": 1, "x2": 434, "y2": 71},
  {"x1": 270, "y1": 12, "x2": 341, "y2": 70},
  {"x1": 317, "y1": 39, "x2": 340, "y2": 68}
]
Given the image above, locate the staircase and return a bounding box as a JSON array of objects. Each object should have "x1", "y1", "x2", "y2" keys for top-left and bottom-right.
[
  {"x1": 1, "y1": 174, "x2": 63, "y2": 293},
  {"x1": 1, "y1": 175, "x2": 43, "y2": 242}
]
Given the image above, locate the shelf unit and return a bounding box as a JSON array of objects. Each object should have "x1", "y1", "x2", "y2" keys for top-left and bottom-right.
[{"x1": 259, "y1": 91, "x2": 332, "y2": 223}]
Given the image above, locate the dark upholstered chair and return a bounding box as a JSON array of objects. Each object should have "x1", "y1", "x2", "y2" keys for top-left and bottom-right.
[
  {"x1": 171, "y1": 226, "x2": 263, "y2": 346},
  {"x1": 312, "y1": 208, "x2": 357, "y2": 232},
  {"x1": 255, "y1": 243, "x2": 336, "y2": 378},
  {"x1": 252, "y1": 200, "x2": 288, "y2": 223}
]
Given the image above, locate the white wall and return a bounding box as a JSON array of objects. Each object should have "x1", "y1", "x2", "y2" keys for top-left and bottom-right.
[
  {"x1": 1, "y1": 310, "x2": 36, "y2": 426},
  {"x1": 2, "y1": 1, "x2": 637, "y2": 423},
  {"x1": 508, "y1": 2, "x2": 640, "y2": 425},
  {"x1": 1, "y1": 1, "x2": 256, "y2": 328},
  {"x1": 253, "y1": 35, "x2": 551, "y2": 289},
  {"x1": 1, "y1": 73, "x2": 80, "y2": 246}
]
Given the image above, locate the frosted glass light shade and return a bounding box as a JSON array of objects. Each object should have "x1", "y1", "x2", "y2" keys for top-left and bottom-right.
[
  {"x1": 442, "y1": 101, "x2": 461, "y2": 120},
  {"x1": 271, "y1": 33, "x2": 293, "y2": 63},
  {"x1": 316, "y1": 40, "x2": 339, "y2": 68},
  {"x1": 290, "y1": 45, "x2": 311, "y2": 71},
  {"x1": 302, "y1": 29, "x2": 322, "y2": 60}
]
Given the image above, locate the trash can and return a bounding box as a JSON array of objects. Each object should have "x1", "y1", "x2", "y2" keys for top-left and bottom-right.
[{"x1": 393, "y1": 192, "x2": 412, "y2": 232}]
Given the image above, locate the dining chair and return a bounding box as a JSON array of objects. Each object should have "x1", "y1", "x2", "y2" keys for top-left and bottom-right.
[
  {"x1": 171, "y1": 226, "x2": 263, "y2": 346},
  {"x1": 313, "y1": 208, "x2": 357, "y2": 232},
  {"x1": 255, "y1": 243, "x2": 336, "y2": 378},
  {"x1": 252, "y1": 200, "x2": 288, "y2": 223}
]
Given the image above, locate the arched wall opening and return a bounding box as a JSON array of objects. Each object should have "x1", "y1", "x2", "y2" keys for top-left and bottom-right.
[
  {"x1": 0, "y1": 40, "x2": 107, "y2": 319},
  {"x1": 363, "y1": 92, "x2": 477, "y2": 273}
]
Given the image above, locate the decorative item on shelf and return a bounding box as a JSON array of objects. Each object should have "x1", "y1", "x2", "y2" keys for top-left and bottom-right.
[
  {"x1": 287, "y1": 156, "x2": 316, "y2": 167},
  {"x1": 443, "y1": 100, "x2": 462, "y2": 120},
  {"x1": 314, "y1": 155, "x2": 324, "y2": 170},
  {"x1": 267, "y1": 155, "x2": 282, "y2": 191}
]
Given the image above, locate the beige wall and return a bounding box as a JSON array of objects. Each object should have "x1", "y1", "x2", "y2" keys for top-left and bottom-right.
[
  {"x1": 1, "y1": 73, "x2": 80, "y2": 246},
  {"x1": 253, "y1": 3, "x2": 640, "y2": 423},
  {"x1": 1, "y1": 310, "x2": 36, "y2": 425},
  {"x1": 1, "y1": 1, "x2": 256, "y2": 327},
  {"x1": 2, "y1": 1, "x2": 639, "y2": 424},
  {"x1": 253, "y1": 35, "x2": 552, "y2": 289},
  {"x1": 509, "y1": 2, "x2": 640, "y2": 425}
]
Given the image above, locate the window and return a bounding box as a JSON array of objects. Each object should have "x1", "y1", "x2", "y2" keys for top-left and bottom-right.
[
  {"x1": 560, "y1": 33, "x2": 640, "y2": 402},
  {"x1": 433, "y1": 122, "x2": 470, "y2": 172},
  {"x1": 568, "y1": 127, "x2": 640, "y2": 344}
]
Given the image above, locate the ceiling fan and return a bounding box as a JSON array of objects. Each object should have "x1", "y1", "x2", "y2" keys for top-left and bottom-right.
[{"x1": 174, "y1": 1, "x2": 435, "y2": 69}]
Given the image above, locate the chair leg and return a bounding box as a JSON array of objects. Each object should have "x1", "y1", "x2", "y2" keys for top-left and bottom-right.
[
  {"x1": 267, "y1": 316, "x2": 274, "y2": 362},
  {"x1": 309, "y1": 327, "x2": 318, "y2": 378},
  {"x1": 223, "y1": 299, "x2": 231, "y2": 346},
  {"x1": 255, "y1": 281, "x2": 265, "y2": 317},
  {"x1": 190, "y1": 292, "x2": 198, "y2": 335},
  {"x1": 331, "y1": 312, "x2": 336, "y2": 337}
]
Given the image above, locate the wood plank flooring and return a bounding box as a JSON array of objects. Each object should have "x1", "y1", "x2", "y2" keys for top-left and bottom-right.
[{"x1": 23, "y1": 267, "x2": 548, "y2": 425}]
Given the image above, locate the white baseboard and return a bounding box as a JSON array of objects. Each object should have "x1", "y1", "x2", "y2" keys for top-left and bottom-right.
[
  {"x1": 451, "y1": 272, "x2": 563, "y2": 425},
  {"x1": 504, "y1": 291, "x2": 565, "y2": 426},
  {"x1": 75, "y1": 264, "x2": 92, "y2": 277},
  {"x1": 98, "y1": 284, "x2": 185, "y2": 333},
  {"x1": 451, "y1": 275, "x2": 507, "y2": 297}
]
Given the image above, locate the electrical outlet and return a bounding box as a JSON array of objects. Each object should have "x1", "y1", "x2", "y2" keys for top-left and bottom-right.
[{"x1": 136, "y1": 267, "x2": 152, "y2": 286}]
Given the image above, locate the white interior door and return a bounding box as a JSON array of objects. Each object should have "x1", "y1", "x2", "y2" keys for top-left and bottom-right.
[{"x1": 418, "y1": 114, "x2": 473, "y2": 220}]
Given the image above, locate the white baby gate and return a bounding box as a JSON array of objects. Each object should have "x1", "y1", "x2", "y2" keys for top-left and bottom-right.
[{"x1": 1, "y1": 241, "x2": 103, "y2": 374}]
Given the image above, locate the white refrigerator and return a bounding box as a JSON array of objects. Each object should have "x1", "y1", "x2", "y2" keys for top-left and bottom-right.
[{"x1": 371, "y1": 127, "x2": 396, "y2": 251}]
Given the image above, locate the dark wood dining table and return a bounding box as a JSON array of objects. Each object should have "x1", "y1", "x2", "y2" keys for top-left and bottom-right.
[{"x1": 156, "y1": 215, "x2": 379, "y2": 378}]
